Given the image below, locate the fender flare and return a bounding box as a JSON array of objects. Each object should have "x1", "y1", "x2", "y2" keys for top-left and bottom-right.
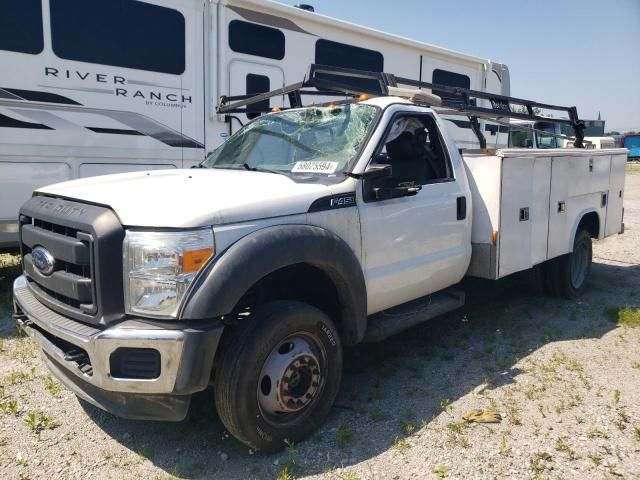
[
  {"x1": 568, "y1": 208, "x2": 601, "y2": 251},
  {"x1": 179, "y1": 224, "x2": 367, "y2": 344}
]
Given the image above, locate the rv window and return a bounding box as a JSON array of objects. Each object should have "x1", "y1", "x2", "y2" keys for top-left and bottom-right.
[
  {"x1": 0, "y1": 0, "x2": 43, "y2": 55},
  {"x1": 229, "y1": 20, "x2": 285, "y2": 60},
  {"x1": 315, "y1": 40, "x2": 383, "y2": 72},
  {"x1": 315, "y1": 39, "x2": 384, "y2": 93},
  {"x1": 432, "y1": 69, "x2": 471, "y2": 102},
  {"x1": 246, "y1": 74, "x2": 270, "y2": 120},
  {"x1": 50, "y1": 0, "x2": 185, "y2": 74}
]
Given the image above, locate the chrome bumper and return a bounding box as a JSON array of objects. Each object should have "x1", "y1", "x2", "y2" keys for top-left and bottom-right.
[{"x1": 13, "y1": 275, "x2": 223, "y2": 398}]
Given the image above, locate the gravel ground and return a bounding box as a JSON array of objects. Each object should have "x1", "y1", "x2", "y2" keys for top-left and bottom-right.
[{"x1": 1, "y1": 173, "x2": 639, "y2": 480}]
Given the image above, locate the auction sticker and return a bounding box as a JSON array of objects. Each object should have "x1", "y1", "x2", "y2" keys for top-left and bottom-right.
[{"x1": 291, "y1": 161, "x2": 339, "y2": 174}]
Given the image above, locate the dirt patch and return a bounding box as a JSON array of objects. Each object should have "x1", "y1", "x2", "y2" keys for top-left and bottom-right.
[
  {"x1": 626, "y1": 162, "x2": 640, "y2": 175},
  {"x1": 1, "y1": 176, "x2": 639, "y2": 480}
]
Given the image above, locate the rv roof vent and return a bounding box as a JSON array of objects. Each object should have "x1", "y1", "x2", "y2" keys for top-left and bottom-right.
[{"x1": 294, "y1": 4, "x2": 315, "y2": 12}]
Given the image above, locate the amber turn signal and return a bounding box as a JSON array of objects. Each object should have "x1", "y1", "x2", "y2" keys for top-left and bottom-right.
[{"x1": 183, "y1": 247, "x2": 214, "y2": 273}]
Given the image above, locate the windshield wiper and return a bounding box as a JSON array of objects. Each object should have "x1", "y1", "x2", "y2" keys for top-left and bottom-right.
[{"x1": 242, "y1": 163, "x2": 290, "y2": 177}]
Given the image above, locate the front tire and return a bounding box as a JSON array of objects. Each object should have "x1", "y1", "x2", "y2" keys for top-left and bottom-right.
[
  {"x1": 214, "y1": 301, "x2": 342, "y2": 452},
  {"x1": 546, "y1": 229, "x2": 592, "y2": 298}
]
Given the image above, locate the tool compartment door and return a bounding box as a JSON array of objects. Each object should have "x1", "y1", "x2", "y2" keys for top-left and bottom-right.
[
  {"x1": 605, "y1": 153, "x2": 626, "y2": 236},
  {"x1": 498, "y1": 155, "x2": 551, "y2": 277},
  {"x1": 548, "y1": 154, "x2": 609, "y2": 259}
]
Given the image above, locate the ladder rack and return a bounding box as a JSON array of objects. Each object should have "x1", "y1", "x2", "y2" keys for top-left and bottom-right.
[{"x1": 217, "y1": 64, "x2": 586, "y2": 148}]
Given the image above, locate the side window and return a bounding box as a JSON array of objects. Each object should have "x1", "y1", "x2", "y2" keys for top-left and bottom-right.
[
  {"x1": 315, "y1": 39, "x2": 383, "y2": 92},
  {"x1": 536, "y1": 132, "x2": 560, "y2": 149},
  {"x1": 560, "y1": 124, "x2": 573, "y2": 136},
  {"x1": 229, "y1": 20, "x2": 285, "y2": 60},
  {"x1": 509, "y1": 128, "x2": 534, "y2": 148},
  {"x1": 432, "y1": 69, "x2": 470, "y2": 102},
  {"x1": 378, "y1": 115, "x2": 452, "y2": 186},
  {"x1": 485, "y1": 123, "x2": 509, "y2": 137},
  {"x1": 246, "y1": 74, "x2": 270, "y2": 120},
  {"x1": 0, "y1": 0, "x2": 43, "y2": 54},
  {"x1": 50, "y1": 0, "x2": 185, "y2": 74},
  {"x1": 535, "y1": 122, "x2": 560, "y2": 148}
]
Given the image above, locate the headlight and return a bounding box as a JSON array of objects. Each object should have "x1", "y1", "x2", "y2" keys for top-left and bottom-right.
[{"x1": 123, "y1": 229, "x2": 214, "y2": 318}]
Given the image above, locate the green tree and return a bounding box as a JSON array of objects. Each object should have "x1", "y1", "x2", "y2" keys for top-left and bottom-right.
[{"x1": 512, "y1": 105, "x2": 544, "y2": 116}]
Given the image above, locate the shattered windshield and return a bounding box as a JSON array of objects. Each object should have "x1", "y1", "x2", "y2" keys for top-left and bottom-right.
[{"x1": 202, "y1": 104, "x2": 379, "y2": 179}]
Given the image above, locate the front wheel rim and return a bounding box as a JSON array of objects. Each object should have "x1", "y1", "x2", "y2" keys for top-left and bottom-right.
[{"x1": 257, "y1": 333, "x2": 326, "y2": 426}]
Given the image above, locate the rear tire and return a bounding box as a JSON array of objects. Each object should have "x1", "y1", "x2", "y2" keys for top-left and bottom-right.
[
  {"x1": 214, "y1": 301, "x2": 342, "y2": 452},
  {"x1": 545, "y1": 229, "x2": 592, "y2": 298}
]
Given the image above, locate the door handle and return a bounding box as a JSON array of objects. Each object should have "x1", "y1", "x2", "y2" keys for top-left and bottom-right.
[{"x1": 457, "y1": 196, "x2": 467, "y2": 220}]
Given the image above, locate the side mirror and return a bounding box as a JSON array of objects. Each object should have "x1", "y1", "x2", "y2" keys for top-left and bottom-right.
[
  {"x1": 373, "y1": 152, "x2": 391, "y2": 163},
  {"x1": 362, "y1": 162, "x2": 392, "y2": 180},
  {"x1": 361, "y1": 157, "x2": 393, "y2": 202},
  {"x1": 363, "y1": 164, "x2": 392, "y2": 180}
]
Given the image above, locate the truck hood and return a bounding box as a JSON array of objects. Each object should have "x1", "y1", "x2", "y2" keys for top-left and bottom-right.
[{"x1": 37, "y1": 169, "x2": 336, "y2": 227}]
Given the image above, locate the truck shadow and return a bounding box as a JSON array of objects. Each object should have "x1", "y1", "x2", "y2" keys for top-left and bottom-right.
[{"x1": 81, "y1": 259, "x2": 639, "y2": 479}]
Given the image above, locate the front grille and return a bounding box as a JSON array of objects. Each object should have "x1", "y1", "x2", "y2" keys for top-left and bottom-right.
[
  {"x1": 19, "y1": 195, "x2": 125, "y2": 326},
  {"x1": 21, "y1": 217, "x2": 96, "y2": 316},
  {"x1": 29, "y1": 281, "x2": 82, "y2": 310},
  {"x1": 33, "y1": 219, "x2": 90, "y2": 277},
  {"x1": 34, "y1": 218, "x2": 79, "y2": 238}
]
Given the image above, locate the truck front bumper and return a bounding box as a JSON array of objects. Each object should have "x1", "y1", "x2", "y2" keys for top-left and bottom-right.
[{"x1": 12, "y1": 275, "x2": 224, "y2": 421}]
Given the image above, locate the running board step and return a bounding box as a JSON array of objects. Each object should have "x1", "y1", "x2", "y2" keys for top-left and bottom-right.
[{"x1": 362, "y1": 288, "x2": 465, "y2": 343}]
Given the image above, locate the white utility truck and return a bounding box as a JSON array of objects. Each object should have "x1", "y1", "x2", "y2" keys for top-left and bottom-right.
[
  {"x1": 13, "y1": 66, "x2": 626, "y2": 451},
  {"x1": 508, "y1": 119, "x2": 614, "y2": 149},
  {"x1": 0, "y1": 0, "x2": 510, "y2": 248}
]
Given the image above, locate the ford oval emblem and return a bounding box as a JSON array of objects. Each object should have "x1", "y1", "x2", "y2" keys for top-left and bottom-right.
[{"x1": 32, "y1": 246, "x2": 56, "y2": 276}]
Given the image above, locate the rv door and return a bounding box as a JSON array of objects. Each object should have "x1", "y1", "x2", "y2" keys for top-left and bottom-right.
[{"x1": 228, "y1": 61, "x2": 284, "y2": 134}]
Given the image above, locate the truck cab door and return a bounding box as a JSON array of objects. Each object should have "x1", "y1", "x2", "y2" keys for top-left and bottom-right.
[
  {"x1": 228, "y1": 62, "x2": 284, "y2": 134},
  {"x1": 358, "y1": 111, "x2": 471, "y2": 314}
]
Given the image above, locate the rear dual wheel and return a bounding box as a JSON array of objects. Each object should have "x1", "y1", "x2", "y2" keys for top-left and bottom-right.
[
  {"x1": 214, "y1": 301, "x2": 342, "y2": 452},
  {"x1": 545, "y1": 229, "x2": 593, "y2": 298}
]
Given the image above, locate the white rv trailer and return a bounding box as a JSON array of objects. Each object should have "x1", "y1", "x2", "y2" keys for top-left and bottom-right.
[{"x1": 0, "y1": 0, "x2": 510, "y2": 248}]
